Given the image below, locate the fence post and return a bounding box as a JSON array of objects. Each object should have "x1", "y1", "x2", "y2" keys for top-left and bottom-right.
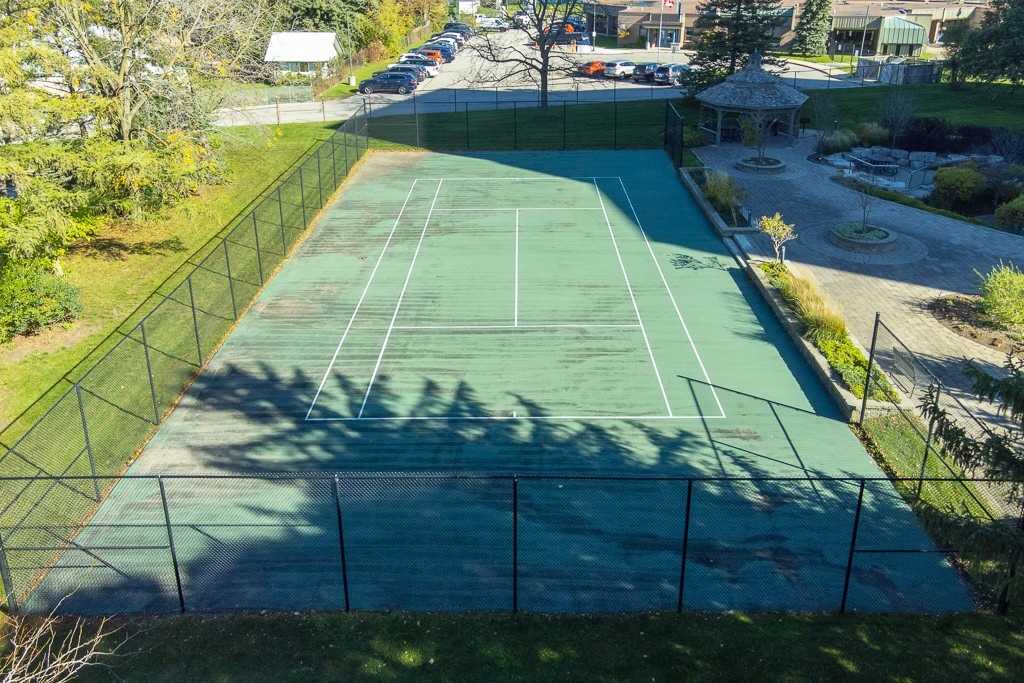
[
  {"x1": 298, "y1": 165, "x2": 308, "y2": 226},
  {"x1": 512, "y1": 475, "x2": 519, "y2": 614},
  {"x1": 465, "y1": 103, "x2": 470, "y2": 149},
  {"x1": 186, "y1": 276, "x2": 202, "y2": 364},
  {"x1": 859, "y1": 313, "x2": 881, "y2": 424},
  {"x1": 0, "y1": 528, "x2": 18, "y2": 615},
  {"x1": 332, "y1": 475, "x2": 351, "y2": 612},
  {"x1": 315, "y1": 150, "x2": 325, "y2": 208},
  {"x1": 613, "y1": 101, "x2": 618, "y2": 149},
  {"x1": 916, "y1": 383, "x2": 941, "y2": 501},
  {"x1": 74, "y1": 383, "x2": 101, "y2": 500},
  {"x1": 827, "y1": 66, "x2": 832, "y2": 89},
  {"x1": 677, "y1": 479, "x2": 693, "y2": 613},
  {"x1": 277, "y1": 186, "x2": 288, "y2": 253},
  {"x1": 139, "y1": 321, "x2": 161, "y2": 425},
  {"x1": 330, "y1": 137, "x2": 338, "y2": 189},
  {"x1": 839, "y1": 479, "x2": 865, "y2": 613},
  {"x1": 513, "y1": 102, "x2": 518, "y2": 150},
  {"x1": 275, "y1": 97, "x2": 281, "y2": 126},
  {"x1": 343, "y1": 125, "x2": 351, "y2": 175},
  {"x1": 158, "y1": 477, "x2": 186, "y2": 613},
  {"x1": 562, "y1": 103, "x2": 567, "y2": 150},
  {"x1": 223, "y1": 240, "x2": 238, "y2": 320},
  {"x1": 252, "y1": 213, "x2": 264, "y2": 285}
]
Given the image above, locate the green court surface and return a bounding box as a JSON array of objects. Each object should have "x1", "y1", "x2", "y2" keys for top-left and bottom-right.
[{"x1": 27, "y1": 151, "x2": 973, "y2": 615}]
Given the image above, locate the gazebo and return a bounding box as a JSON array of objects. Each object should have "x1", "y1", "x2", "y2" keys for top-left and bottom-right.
[{"x1": 695, "y1": 53, "x2": 808, "y2": 145}]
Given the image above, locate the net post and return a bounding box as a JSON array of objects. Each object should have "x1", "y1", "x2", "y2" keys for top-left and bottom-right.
[
  {"x1": 158, "y1": 477, "x2": 186, "y2": 613},
  {"x1": 839, "y1": 479, "x2": 865, "y2": 613},
  {"x1": 859, "y1": 313, "x2": 881, "y2": 425},
  {"x1": 332, "y1": 475, "x2": 351, "y2": 612},
  {"x1": 916, "y1": 383, "x2": 941, "y2": 501},
  {"x1": 139, "y1": 321, "x2": 161, "y2": 425},
  {"x1": 75, "y1": 383, "x2": 100, "y2": 500},
  {"x1": 223, "y1": 240, "x2": 238, "y2": 320},
  {"x1": 298, "y1": 165, "x2": 308, "y2": 226},
  {"x1": 0, "y1": 528, "x2": 18, "y2": 615},
  {"x1": 315, "y1": 148, "x2": 324, "y2": 208},
  {"x1": 252, "y1": 213, "x2": 264, "y2": 284},
  {"x1": 277, "y1": 186, "x2": 287, "y2": 254},
  {"x1": 512, "y1": 475, "x2": 519, "y2": 614},
  {"x1": 187, "y1": 276, "x2": 202, "y2": 364},
  {"x1": 676, "y1": 479, "x2": 693, "y2": 613}
]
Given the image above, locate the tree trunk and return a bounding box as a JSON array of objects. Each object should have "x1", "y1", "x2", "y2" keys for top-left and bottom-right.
[{"x1": 540, "y1": 52, "x2": 549, "y2": 107}]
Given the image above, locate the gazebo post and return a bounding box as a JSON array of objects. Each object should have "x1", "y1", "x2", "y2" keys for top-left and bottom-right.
[{"x1": 715, "y1": 109, "x2": 723, "y2": 145}]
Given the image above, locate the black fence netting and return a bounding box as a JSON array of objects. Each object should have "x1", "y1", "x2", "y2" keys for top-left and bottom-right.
[{"x1": 0, "y1": 106, "x2": 371, "y2": 613}]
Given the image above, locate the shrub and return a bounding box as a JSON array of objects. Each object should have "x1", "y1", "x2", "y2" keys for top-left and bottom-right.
[
  {"x1": 0, "y1": 260, "x2": 82, "y2": 343},
  {"x1": 703, "y1": 171, "x2": 746, "y2": 226},
  {"x1": 817, "y1": 129, "x2": 857, "y2": 155},
  {"x1": 855, "y1": 122, "x2": 889, "y2": 147},
  {"x1": 978, "y1": 261, "x2": 1024, "y2": 330},
  {"x1": 931, "y1": 165, "x2": 987, "y2": 211},
  {"x1": 995, "y1": 194, "x2": 1024, "y2": 233}
]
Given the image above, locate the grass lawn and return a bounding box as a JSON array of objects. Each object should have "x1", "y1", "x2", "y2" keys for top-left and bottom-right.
[
  {"x1": 52, "y1": 612, "x2": 1024, "y2": 681},
  {"x1": 319, "y1": 57, "x2": 396, "y2": 99},
  {"x1": 0, "y1": 121, "x2": 340, "y2": 431},
  {"x1": 806, "y1": 83, "x2": 1024, "y2": 130}
]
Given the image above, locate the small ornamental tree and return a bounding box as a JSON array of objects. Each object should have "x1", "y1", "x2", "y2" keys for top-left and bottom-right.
[{"x1": 759, "y1": 212, "x2": 797, "y2": 262}]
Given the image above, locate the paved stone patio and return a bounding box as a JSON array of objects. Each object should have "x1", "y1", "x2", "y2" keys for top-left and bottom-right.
[{"x1": 696, "y1": 136, "x2": 1024, "y2": 439}]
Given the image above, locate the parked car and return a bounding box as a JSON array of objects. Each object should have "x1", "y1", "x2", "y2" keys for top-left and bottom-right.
[
  {"x1": 513, "y1": 11, "x2": 530, "y2": 27},
  {"x1": 578, "y1": 60, "x2": 605, "y2": 77},
  {"x1": 434, "y1": 31, "x2": 466, "y2": 46},
  {"x1": 421, "y1": 42, "x2": 455, "y2": 62},
  {"x1": 654, "y1": 63, "x2": 690, "y2": 85},
  {"x1": 416, "y1": 49, "x2": 444, "y2": 64},
  {"x1": 386, "y1": 64, "x2": 427, "y2": 82},
  {"x1": 631, "y1": 63, "x2": 659, "y2": 82},
  {"x1": 443, "y1": 22, "x2": 473, "y2": 36},
  {"x1": 398, "y1": 55, "x2": 439, "y2": 75},
  {"x1": 603, "y1": 61, "x2": 636, "y2": 78},
  {"x1": 477, "y1": 16, "x2": 509, "y2": 31},
  {"x1": 427, "y1": 37, "x2": 459, "y2": 54},
  {"x1": 359, "y1": 72, "x2": 417, "y2": 95}
]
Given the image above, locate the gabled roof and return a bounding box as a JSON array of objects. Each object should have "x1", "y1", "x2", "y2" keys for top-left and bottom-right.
[
  {"x1": 695, "y1": 53, "x2": 808, "y2": 111},
  {"x1": 264, "y1": 32, "x2": 339, "y2": 63}
]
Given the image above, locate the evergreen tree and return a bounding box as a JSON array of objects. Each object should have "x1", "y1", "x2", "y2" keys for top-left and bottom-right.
[
  {"x1": 792, "y1": 0, "x2": 831, "y2": 56},
  {"x1": 960, "y1": 0, "x2": 1024, "y2": 87},
  {"x1": 687, "y1": 0, "x2": 786, "y2": 87}
]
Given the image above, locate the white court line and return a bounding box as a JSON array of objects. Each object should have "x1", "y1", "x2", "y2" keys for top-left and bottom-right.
[
  {"x1": 394, "y1": 323, "x2": 640, "y2": 331},
  {"x1": 514, "y1": 209, "x2": 519, "y2": 326},
  {"x1": 357, "y1": 179, "x2": 444, "y2": 418},
  {"x1": 431, "y1": 207, "x2": 604, "y2": 212},
  {"x1": 616, "y1": 176, "x2": 727, "y2": 418},
  {"x1": 304, "y1": 179, "x2": 420, "y2": 421},
  {"x1": 307, "y1": 414, "x2": 729, "y2": 423},
  {"x1": 413, "y1": 176, "x2": 628, "y2": 181},
  {"x1": 593, "y1": 178, "x2": 673, "y2": 417}
]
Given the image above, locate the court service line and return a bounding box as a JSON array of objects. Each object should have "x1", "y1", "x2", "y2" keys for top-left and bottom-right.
[
  {"x1": 616, "y1": 176, "x2": 727, "y2": 418},
  {"x1": 307, "y1": 414, "x2": 729, "y2": 423},
  {"x1": 430, "y1": 208, "x2": 604, "y2": 212},
  {"x1": 514, "y1": 209, "x2": 519, "y2": 326},
  {"x1": 394, "y1": 323, "x2": 641, "y2": 331},
  {"x1": 357, "y1": 179, "x2": 444, "y2": 419},
  {"x1": 304, "y1": 179, "x2": 420, "y2": 421},
  {"x1": 593, "y1": 178, "x2": 673, "y2": 417}
]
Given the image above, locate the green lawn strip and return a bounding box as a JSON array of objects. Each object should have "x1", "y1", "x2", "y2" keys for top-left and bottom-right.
[
  {"x1": 0, "y1": 121, "x2": 339, "y2": 432},
  {"x1": 807, "y1": 83, "x2": 1024, "y2": 130},
  {"x1": 63, "y1": 612, "x2": 1023, "y2": 681},
  {"x1": 832, "y1": 175, "x2": 988, "y2": 226},
  {"x1": 858, "y1": 413, "x2": 1021, "y2": 611}
]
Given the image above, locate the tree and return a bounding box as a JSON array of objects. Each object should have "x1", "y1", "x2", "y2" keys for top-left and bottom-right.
[
  {"x1": 959, "y1": 0, "x2": 1024, "y2": 87},
  {"x1": 792, "y1": 0, "x2": 830, "y2": 56},
  {"x1": 759, "y1": 212, "x2": 796, "y2": 262},
  {"x1": 740, "y1": 110, "x2": 771, "y2": 161},
  {"x1": 467, "y1": 0, "x2": 584, "y2": 107},
  {"x1": 879, "y1": 87, "x2": 915, "y2": 151},
  {"x1": 687, "y1": 0, "x2": 787, "y2": 87},
  {"x1": 938, "y1": 19, "x2": 971, "y2": 86}
]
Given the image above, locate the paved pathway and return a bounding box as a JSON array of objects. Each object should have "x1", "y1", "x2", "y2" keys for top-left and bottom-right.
[{"x1": 697, "y1": 136, "x2": 1024, "y2": 440}]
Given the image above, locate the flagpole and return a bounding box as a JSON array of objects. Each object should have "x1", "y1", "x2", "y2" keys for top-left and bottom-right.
[{"x1": 657, "y1": 6, "x2": 664, "y2": 62}]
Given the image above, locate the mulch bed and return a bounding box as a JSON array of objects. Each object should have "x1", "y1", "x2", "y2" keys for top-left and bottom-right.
[{"x1": 926, "y1": 295, "x2": 1020, "y2": 351}]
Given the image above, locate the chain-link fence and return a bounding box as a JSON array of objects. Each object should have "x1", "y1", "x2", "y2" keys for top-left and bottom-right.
[
  {"x1": 859, "y1": 313, "x2": 1024, "y2": 612},
  {"x1": 664, "y1": 101, "x2": 685, "y2": 168},
  {"x1": 1, "y1": 473, "x2": 1019, "y2": 616},
  {"x1": 0, "y1": 104, "x2": 371, "y2": 613}
]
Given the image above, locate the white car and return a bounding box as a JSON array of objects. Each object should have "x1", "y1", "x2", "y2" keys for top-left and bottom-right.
[
  {"x1": 477, "y1": 17, "x2": 509, "y2": 31},
  {"x1": 431, "y1": 37, "x2": 460, "y2": 52},
  {"x1": 391, "y1": 61, "x2": 438, "y2": 77},
  {"x1": 603, "y1": 61, "x2": 636, "y2": 78},
  {"x1": 437, "y1": 32, "x2": 466, "y2": 46}
]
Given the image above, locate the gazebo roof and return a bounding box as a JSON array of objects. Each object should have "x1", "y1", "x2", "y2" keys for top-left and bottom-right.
[{"x1": 695, "y1": 53, "x2": 808, "y2": 111}]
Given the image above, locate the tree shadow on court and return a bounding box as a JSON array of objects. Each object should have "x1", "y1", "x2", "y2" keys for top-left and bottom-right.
[{"x1": 20, "y1": 361, "x2": 970, "y2": 616}]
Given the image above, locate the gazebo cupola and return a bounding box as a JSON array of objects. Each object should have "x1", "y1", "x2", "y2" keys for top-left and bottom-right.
[{"x1": 695, "y1": 52, "x2": 809, "y2": 145}]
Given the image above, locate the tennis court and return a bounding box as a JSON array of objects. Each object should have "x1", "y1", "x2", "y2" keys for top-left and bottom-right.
[{"x1": 21, "y1": 150, "x2": 973, "y2": 615}]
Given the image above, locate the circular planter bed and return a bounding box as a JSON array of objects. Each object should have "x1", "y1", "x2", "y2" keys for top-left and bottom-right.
[
  {"x1": 828, "y1": 222, "x2": 898, "y2": 253},
  {"x1": 735, "y1": 156, "x2": 786, "y2": 175}
]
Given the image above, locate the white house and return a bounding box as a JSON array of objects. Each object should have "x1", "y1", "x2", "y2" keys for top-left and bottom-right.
[
  {"x1": 263, "y1": 32, "x2": 341, "y2": 76},
  {"x1": 458, "y1": 1, "x2": 480, "y2": 14}
]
